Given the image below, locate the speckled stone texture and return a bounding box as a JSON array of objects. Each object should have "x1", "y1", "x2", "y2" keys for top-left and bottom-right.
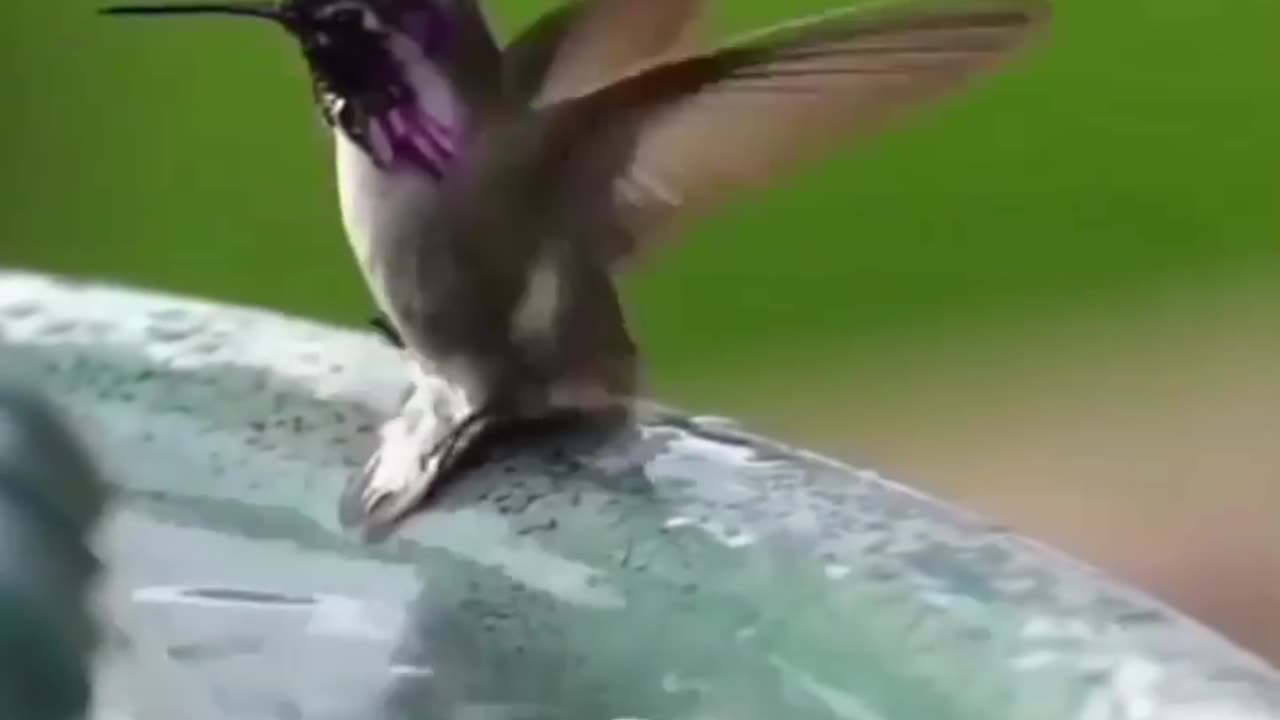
[{"x1": 1, "y1": 268, "x2": 1278, "y2": 720}]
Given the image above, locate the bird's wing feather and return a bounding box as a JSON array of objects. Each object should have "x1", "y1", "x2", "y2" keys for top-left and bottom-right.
[
  {"x1": 502, "y1": 0, "x2": 708, "y2": 106},
  {"x1": 547, "y1": 0, "x2": 1049, "y2": 264},
  {"x1": 441, "y1": 0, "x2": 504, "y2": 85}
]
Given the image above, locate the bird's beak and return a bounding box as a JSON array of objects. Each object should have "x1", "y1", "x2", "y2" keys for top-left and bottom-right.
[{"x1": 99, "y1": 2, "x2": 290, "y2": 28}]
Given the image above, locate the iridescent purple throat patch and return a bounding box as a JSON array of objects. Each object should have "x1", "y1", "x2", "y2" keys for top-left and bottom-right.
[{"x1": 373, "y1": 103, "x2": 459, "y2": 179}]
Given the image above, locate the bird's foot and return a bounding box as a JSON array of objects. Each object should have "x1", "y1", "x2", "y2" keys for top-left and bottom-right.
[
  {"x1": 339, "y1": 375, "x2": 496, "y2": 542},
  {"x1": 341, "y1": 377, "x2": 635, "y2": 543},
  {"x1": 345, "y1": 410, "x2": 497, "y2": 543},
  {"x1": 340, "y1": 411, "x2": 427, "y2": 535}
]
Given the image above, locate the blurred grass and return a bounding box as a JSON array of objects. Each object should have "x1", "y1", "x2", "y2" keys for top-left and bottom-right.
[
  {"x1": 2, "y1": 0, "x2": 1276, "y2": 478},
  {"x1": 1, "y1": 0, "x2": 1276, "y2": 457},
  {"x1": 1, "y1": 0, "x2": 1275, "y2": 383},
  {"x1": 2, "y1": 0, "x2": 1279, "y2": 661}
]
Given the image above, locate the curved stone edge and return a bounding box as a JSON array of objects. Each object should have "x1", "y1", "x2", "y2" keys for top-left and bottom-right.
[{"x1": 2, "y1": 268, "x2": 1279, "y2": 720}]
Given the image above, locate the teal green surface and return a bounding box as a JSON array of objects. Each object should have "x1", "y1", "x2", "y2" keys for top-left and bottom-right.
[
  {"x1": 2, "y1": 0, "x2": 1277, "y2": 392},
  {"x1": 5, "y1": 274, "x2": 1280, "y2": 720}
]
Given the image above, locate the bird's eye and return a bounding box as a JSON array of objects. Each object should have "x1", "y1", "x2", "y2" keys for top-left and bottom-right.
[
  {"x1": 330, "y1": 8, "x2": 364, "y2": 26},
  {"x1": 315, "y1": 1, "x2": 382, "y2": 30}
]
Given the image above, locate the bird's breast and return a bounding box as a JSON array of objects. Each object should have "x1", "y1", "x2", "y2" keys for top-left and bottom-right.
[{"x1": 334, "y1": 131, "x2": 441, "y2": 319}]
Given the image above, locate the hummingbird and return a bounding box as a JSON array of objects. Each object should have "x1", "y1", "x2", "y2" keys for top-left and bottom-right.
[
  {"x1": 101, "y1": 0, "x2": 1049, "y2": 541},
  {"x1": 99, "y1": 0, "x2": 712, "y2": 539}
]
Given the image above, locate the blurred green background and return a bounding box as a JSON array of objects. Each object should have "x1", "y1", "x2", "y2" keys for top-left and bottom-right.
[{"x1": 2, "y1": 0, "x2": 1278, "y2": 656}]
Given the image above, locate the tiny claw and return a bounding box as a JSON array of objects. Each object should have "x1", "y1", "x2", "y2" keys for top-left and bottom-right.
[
  {"x1": 361, "y1": 487, "x2": 393, "y2": 520},
  {"x1": 337, "y1": 475, "x2": 372, "y2": 529},
  {"x1": 338, "y1": 480, "x2": 401, "y2": 543},
  {"x1": 368, "y1": 314, "x2": 404, "y2": 349},
  {"x1": 338, "y1": 461, "x2": 424, "y2": 538},
  {"x1": 353, "y1": 458, "x2": 438, "y2": 541},
  {"x1": 361, "y1": 448, "x2": 381, "y2": 477},
  {"x1": 356, "y1": 517, "x2": 397, "y2": 544}
]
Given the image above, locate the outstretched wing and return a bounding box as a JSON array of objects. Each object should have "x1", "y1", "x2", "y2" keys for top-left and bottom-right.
[
  {"x1": 502, "y1": 0, "x2": 708, "y2": 106},
  {"x1": 431, "y1": 0, "x2": 504, "y2": 107},
  {"x1": 547, "y1": 0, "x2": 1049, "y2": 264}
]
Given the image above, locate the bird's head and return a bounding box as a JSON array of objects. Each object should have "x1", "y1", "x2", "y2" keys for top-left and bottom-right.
[{"x1": 101, "y1": 0, "x2": 472, "y2": 176}]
